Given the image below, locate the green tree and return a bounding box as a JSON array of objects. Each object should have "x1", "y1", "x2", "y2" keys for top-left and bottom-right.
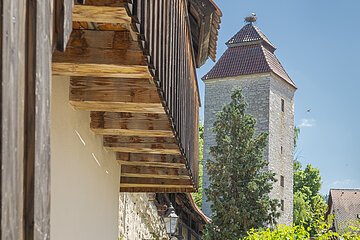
[
  {"x1": 192, "y1": 124, "x2": 204, "y2": 208},
  {"x1": 294, "y1": 163, "x2": 322, "y2": 198},
  {"x1": 294, "y1": 127, "x2": 300, "y2": 149},
  {"x1": 243, "y1": 225, "x2": 310, "y2": 239},
  {"x1": 244, "y1": 224, "x2": 360, "y2": 240},
  {"x1": 204, "y1": 89, "x2": 279, "y2": 240}
]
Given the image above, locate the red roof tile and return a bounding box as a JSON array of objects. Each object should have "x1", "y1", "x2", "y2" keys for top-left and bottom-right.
[
  {"x1": 262, "y1": 46, "x2": 295, "y2": 87},
  {"x1": 328, "y1": 189, "x2": 360, "y2": 233},
  {"x1": 226, "y1": 23, "x2": 275, "y2": 51},
  {"x1": 202, "y1": 23, "x2": 296, "y2": 88}
]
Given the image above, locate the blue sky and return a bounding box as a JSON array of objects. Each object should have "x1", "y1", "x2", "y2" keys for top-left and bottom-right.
[{"x1": 196, "y1": 0, "x2": 360, "y2": 195}]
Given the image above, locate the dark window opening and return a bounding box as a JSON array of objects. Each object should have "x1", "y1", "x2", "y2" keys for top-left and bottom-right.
[
  {"x1": 281, "y1": 99, "x2": 285, "y2": 112},
  {"x1": 281, "y1": 146, "x2": 283, "y2": 154},
  {"x1": 280, "y1": 176, "x2": 284, "y2": 187},
  {"x1": 281, "y1": 200, "x2": 284, "y2": 211}
]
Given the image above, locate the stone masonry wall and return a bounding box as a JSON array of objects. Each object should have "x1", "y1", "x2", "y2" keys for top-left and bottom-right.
[
  {"x1": 268, "y1": 73, "x2": 295, "y2": 225},
  {"x1": 118, "y1": 193, "x2": 169, "y2": 240},
  {"x1": 202, "y1": 73, "x2": 295, "y2": 225},
  {"x1": 202, "y1": 73, "x2": 271, "y2": 217}
]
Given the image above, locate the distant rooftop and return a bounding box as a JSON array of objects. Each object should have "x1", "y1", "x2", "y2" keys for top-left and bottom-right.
[
  {"x1": 327, "y1": 188, "x2": 360, "y2": 233},
  {"x1": 202, "y1": 21, "x2": 296, "y2": 88}
]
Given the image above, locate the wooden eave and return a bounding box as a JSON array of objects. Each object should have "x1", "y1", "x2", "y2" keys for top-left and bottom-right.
[
  {"x1": 188, "y1": 0, "x2": 222, "y2": 67},
  {"x1": 52, "y1": 0, "x2": 199, "y2": 193}
]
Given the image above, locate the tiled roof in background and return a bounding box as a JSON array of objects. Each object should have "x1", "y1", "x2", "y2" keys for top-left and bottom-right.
[
  {"x1": 329, "y1": 189, "x2": 360, "y2": 233},
  {"x1": 203, "y1": 45, "x2": 268, "y2": 79},
  {"x1": 262, "y1": 46, "x2": 295, "y2": 87},
  {"x1": 203, "y1": 23, "x2": 296, "y2": 88},
  {"x1": 202, "y1": 44, "x2": 296, "y2": 87},
  {"x1": 226, "y1": 23, "x2": 275, "y2": 51}
]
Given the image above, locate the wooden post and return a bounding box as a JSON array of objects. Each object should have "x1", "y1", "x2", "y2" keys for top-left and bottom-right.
[
  {"x1": 54, "y1": 0, "x2": 73, "y2": 51},
  {"x1": 1, "y1": 0, "x2": 54, "y2": 239},
  {"x1": 1, "y1": 0, "x2": 26, "y2": 239},
  {"x1": 24, "y1": 0, "x2": 53, "y2": 239}
]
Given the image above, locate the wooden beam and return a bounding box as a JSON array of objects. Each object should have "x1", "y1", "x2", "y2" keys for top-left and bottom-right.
[
  {"x1": 120, "y1": 183, "x2": 194, "y2": 189},
  {"x1": 93, "y1": 128, "x2": 173, "y2": 137},
  {"x1": 73, "y1": 5, "x2": 131, "y2": 24},
  {"x1": 121, "y1": 165, "x2": 189, "y2": 180},
  {"x1": 72, "y1": 21, "x2": 128, "y2": 31},
  {"x1": 120, "y1": 187, "x2": 195, "y2": 193},
  {"x1": 104, "y1": 136, "x2": 180, "y2": 155},
  {"x1": 91, "y1": 112, "x2": 173, "y2": 137},
  {"x1": 70, "y1": 100, "x2": 164, "y2": 113},
  {"x1": 106, "y1": 136, "x2": 178, "y2": 144},
  {"x1": 117, "y1": 152, "x2": 185, "y2": 164},
  {"x1": 80, "y1": 0, "x2": 127, "y2": 7},
  {"x1": 68, "y1": 30, "x2": 140, "y2": 51},
  {"x1": 70, "y1": 77, "x2": 160, "y2": 103},
  {"x1": 53, "y1": 48, "x2": 146, "y2": 66},
  {"x1": 105, "y1": 145, "x2": 180, "y2": 155},
  {"x1": 94, "y1": 112, "x2": 170, "y2": 121},
  {"x1": 120, "y1": 177, "x2": 193, "y2": 187},
  {"x1": 121, "y1": 173, "x2": 190, "y2": 180},
  {"x1": 119, "y1": 160, "x2": 185, "y2": 168},
  {"x1": 52, "y1": 33, "x2": 150, "y2": 78},
  {"x1": 52, "y1": 63, "x2": 151, "y2": 78}
]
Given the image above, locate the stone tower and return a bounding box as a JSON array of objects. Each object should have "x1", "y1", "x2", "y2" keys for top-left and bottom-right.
[{"x1": 201, "y1": 20, "x2": 297, "y2": 225}]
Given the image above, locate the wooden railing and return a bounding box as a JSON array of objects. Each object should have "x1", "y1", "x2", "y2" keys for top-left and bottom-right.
[{"x1": 127, "y1": 0, "x2": 200, "y2": 187}]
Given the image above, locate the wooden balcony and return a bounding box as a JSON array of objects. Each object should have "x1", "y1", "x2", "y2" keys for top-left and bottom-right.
[{"x1": 51, "y1": 0, "x2": 221, "y2": 192}]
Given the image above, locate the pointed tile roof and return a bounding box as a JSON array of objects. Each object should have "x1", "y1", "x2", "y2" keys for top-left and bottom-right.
[
  {"x1": 226, "y1": 23, "x2": 276, "y2": 52},
  {"x1": 202, "y1": 23, "x2": 296, "y2": 88}
]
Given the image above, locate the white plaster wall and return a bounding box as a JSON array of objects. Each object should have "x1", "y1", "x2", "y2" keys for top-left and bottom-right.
[{"x1": 51, "y1": 76, "x2": 120, "y2": 240}]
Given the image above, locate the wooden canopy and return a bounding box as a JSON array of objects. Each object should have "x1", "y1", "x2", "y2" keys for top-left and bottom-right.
[
  {"x1": 188, "y1": 0, "x2": 222, "y2": 67},
  {"x1": 52, "y1": 0, "x2": 221, "y2": 193},
  {"x1": 1, "y1": 0, "x2": 221, "y2": 238}
]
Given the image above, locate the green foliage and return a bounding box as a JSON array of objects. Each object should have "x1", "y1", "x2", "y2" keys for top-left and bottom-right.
[
  {"x1": 294, "y1": 127, "x2": 300, "y2": 149},
  {"x1": 244, "y1": 225, "x2": 310, "y2": 239},
  {"x1": 294, "y1": 163, "x2": 322, "y2": 198},
  {"x1": 244, "y1": 224, "x2": 360, "y2": 239},
  {"x1": 293, "y1": 162, "x2": 328, "y2": 236},
  {"x1": 293, "y1": 191, "x2": 312, "y2": 225},
  {"x1": 203, "y1": 89, "x2": 279, "y2": 240},
  {"x1": 243, "y1": 126, "x2": 360, "y2": 239},
  {"x1": 192, "y1": 124, "x2": 204, "y2": 208}
]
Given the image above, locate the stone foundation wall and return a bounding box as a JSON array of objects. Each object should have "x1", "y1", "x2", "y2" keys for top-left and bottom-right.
[{"x1": 118, "y1": 193, "x2": 169, "y2": 240}]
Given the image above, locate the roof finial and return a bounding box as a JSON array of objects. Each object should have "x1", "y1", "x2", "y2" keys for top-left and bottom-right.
[{"x1": 245, "y1": 13, "x2": 257, "y2": 24}]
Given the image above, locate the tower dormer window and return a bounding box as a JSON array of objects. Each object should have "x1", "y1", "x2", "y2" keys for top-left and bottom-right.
[
  {"x1": 281, "y1": 99, "x2": 285, "y2": 112},
  {"x1": 280, "y1": 175, "x2": 284, "y2": 187},
  {"x1": 281, "y1": 200, "x2": 284, "y2": 211}
]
